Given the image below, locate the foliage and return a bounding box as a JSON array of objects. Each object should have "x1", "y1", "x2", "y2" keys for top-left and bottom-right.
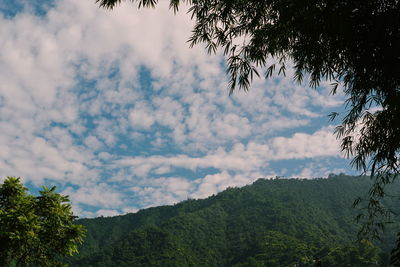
[
  {"x1": 232, "y1": 230, "x2": 316, "y2": 267},
  {"x1": 0, "y1": 177, "x2": 38, "y2": 266},
  {"x1": 93, "y1": 226, "x2": 191, "y2": 267},
  {"x1": 95, "y1": 0, "x2": 400, "y2": 261},
  {"x1": 0, "y1": 177, "x2": 86, "y2": 267},
  {"x1": 391, "y1": 232, "x2": 400, "y2": 266},
  {"x1": 66, "y1": 175, "x2": 400, "y2": 266},
  {"x1": 323, "y1": 239, "x2": 381, "y2": 267}
]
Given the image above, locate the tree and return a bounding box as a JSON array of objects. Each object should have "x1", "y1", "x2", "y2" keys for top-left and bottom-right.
[
  {"x1": 245, "y1": 230, "x2": 315, "y2": 266},
  {"x1": 0, "y1": 177, "x2": 86, "y2": 266},
  {"x1": 322, "y1": 240, "x2": 381, "y2": 267},
  {"x1": 96, "y1": 0, "x2": 400, "y2": 260}
]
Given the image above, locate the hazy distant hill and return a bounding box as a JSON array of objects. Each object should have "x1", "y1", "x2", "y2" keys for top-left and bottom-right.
[{"x1": 65, "y1": 174, "x2": 400, "y2": 266}]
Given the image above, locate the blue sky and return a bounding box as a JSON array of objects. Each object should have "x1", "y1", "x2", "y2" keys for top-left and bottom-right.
[{"x1": 0, "y1": 0, "x2": 358, "y2": 217}]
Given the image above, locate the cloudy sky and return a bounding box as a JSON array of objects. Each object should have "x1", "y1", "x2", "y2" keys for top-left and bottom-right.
[{"x1": 0, "y1": 0, "x2": 357, "y2": 217}]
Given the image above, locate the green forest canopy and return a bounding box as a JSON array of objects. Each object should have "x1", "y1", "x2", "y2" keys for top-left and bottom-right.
[
  {"x1": 66, "y1": 174, "x2": 400, "y2": 266},
  {"x1": 95, "y1": 1, "x2": 400, "y2": 261}
]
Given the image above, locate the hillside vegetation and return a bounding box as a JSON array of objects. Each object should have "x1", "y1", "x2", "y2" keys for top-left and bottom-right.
[{"x1": 66, "y1": 174, "x2": 400, "y2": 266}]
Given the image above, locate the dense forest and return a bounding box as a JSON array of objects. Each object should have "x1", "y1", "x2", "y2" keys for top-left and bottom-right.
[{"x1": 65, "y1": 174, "x2": 400, "y2": 266}]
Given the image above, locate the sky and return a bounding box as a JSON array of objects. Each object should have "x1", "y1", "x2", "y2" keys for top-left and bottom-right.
[{"x1": 0, "y1": 0, "x2": 358, "y2": 217}]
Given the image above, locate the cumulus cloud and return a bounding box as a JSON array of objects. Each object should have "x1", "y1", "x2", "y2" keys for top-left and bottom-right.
[
  {"x1": 96, "y1": 209, "x2": 121, "y2": 217},
  {"x1": 114, "y1": 127, "x2": 341, "y2": 176},
  {"x1": 129, "y1": 102, "x2": 155, "y2": 130},
  {"x1": 0, "y1": 0, "x2": 349, "y2": 217},
  {"x1": 271, "y1": 127, "x2": 340, "y2": 160},
  {"x1": 62, "y1": 183, "x2": 123, "y2": 209}
]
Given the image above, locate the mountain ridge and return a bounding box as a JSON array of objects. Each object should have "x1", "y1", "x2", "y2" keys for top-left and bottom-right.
[{"x1": 66, "y1": 174, "x2": 400, "y2": 266}]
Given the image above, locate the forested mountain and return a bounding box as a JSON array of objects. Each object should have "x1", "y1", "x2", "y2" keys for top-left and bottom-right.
[{"x1": 65, "y1": 174, "x2": 400, "y2": 266}]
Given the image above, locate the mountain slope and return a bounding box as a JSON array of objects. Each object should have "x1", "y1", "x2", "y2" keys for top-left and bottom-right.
[{"x1": 66, "y1": 174, "x2": 400, "y2": 266}]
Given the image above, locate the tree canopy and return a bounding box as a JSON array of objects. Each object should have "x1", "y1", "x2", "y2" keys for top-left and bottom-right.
[
  {"x1": 66, "y1": 175, "x2": 394, "y2": 266},
  {"x1": 0, "y1": 177, "x2": 86, "y2": 267},
  {"x1": 96, "y1": 0, "x2": 400, "y2": 258}
]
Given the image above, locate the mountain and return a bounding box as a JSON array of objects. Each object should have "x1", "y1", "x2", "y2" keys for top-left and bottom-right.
[{"x1": 65, "y1": 174, "x2": 400, "y2": 266}]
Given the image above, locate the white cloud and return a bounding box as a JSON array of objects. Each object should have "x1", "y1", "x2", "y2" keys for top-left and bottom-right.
[
  {"x1": 84, "y1": 135, "x2": 104, "y2": 150},
  {"x1": 114, "y1": 127, "x2": 341, "y2": 177},
  {"x1": 0, "y1": 0, "x2": 350, "y2": 217},
  {"x1": 129, "y1": 102, "x2": 155, "y2": 130},
  {"x1": 153, "y1": 165, "x2": 171, "y2": 175},
  {"x1": 213, "y1": 113, "x2": 252, "y2": 139},
  {"x1": 62, "y1": 183, "x2": 123, "y2": 208},
  {"x1": 191, "y1": 171, "x2": 260, "y2": 199},
  {"x1": 96, "y1": 209, "x2": 121, "y2": 217},
  {"x1": 271, "y1": 126, "x2": 340, "y2": 160}
]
